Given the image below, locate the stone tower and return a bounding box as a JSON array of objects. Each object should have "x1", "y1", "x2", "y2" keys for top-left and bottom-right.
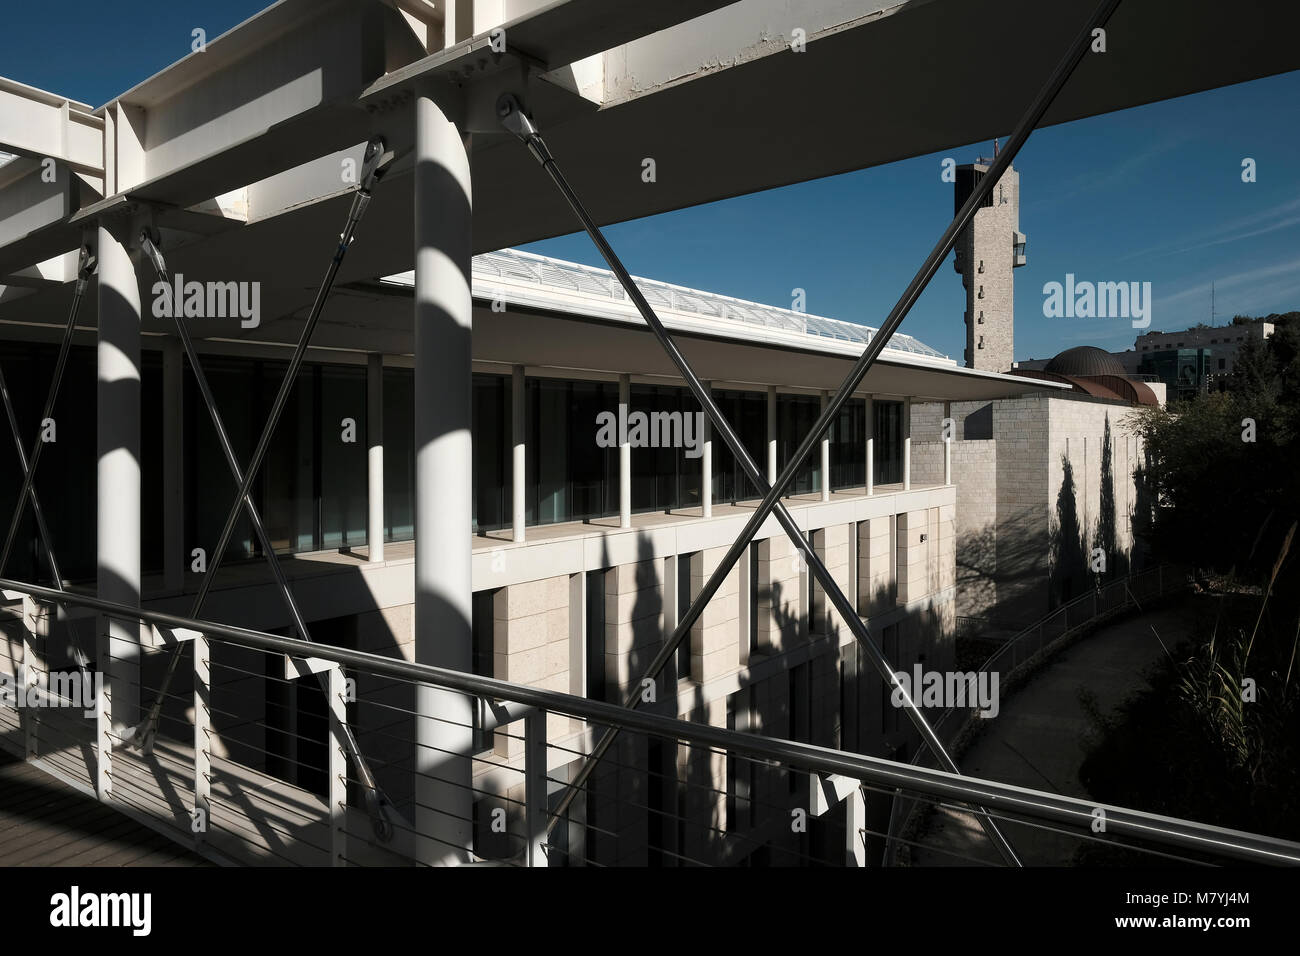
[{"x1": 953, "y1": 153, "x2": 1026, "y2": 372}]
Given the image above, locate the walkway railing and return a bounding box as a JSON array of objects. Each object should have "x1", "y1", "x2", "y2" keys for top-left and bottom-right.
[
  {"x1": 883, "y1": 564, "x2": 1183, "y2": 865},
  {"x1": 3, "y1": 575, "x2": 1297, "y2": 867}
]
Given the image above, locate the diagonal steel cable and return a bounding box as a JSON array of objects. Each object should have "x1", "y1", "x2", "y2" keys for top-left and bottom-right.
[
  {"x1": 500, "y1": 105, "x2": 1016, "y2": 865},
  {"x1": 501, "y1": 0, "x2": 1123, "y2": 863},
  {"x1": 0, "y1": 245, "x2": 97, "y2": 585},
  {"x1": 123, "y1": 139, "x2": 399, "y2": 840}
]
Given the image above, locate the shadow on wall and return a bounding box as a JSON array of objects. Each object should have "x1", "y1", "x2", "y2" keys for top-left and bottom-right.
[
  {"x1": 955, "y1": 413, "x2": 1140, "y2": 631},
  {"x1": 1049, "y1": 414, "x2": 1135, "y2": 611},
  {"x1": 471, "y1": 527, "x2": 956, "y2": 867},
  {"x1": 955, "y1": 515, "x2": 1051, "y2": 632},
  {"x1": 1049, "y1": 455, "x2": 1088, "y2": 607}
]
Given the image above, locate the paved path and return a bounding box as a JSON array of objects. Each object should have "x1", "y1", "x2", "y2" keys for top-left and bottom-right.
[
  {"x1": 0, "y1": 752, "x2": 207, "y2": 866},
  {"x1": 908, "y1": 603, "x2": 1190, "y2": 866}
]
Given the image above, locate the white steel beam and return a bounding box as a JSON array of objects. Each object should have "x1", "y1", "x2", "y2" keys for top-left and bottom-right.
[{"x1": 0, "y1": 78, "x2": 102, "y2": 175}]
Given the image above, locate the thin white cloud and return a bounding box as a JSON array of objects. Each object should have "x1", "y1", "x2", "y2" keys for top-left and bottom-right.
[
  {"x1": 1156, "y1": 254, "x2": 1300, "y2": 313},
  {"x1": 1128, "y1": 196, "x2": 1300, "y2": 260}
]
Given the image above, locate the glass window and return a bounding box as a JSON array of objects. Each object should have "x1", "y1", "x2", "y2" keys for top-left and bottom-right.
[
  {"x1": 528, "y1": 379, "x2": 618, "y2": 527},
  {"x1": 185, "y1": 357, "x2": 386, "y2": 561},
  {"x1": 711, "y1": 389, "x2": 766, "y2": 504},
  {"x1": 873, "y1": 400, "x2": 904, "y2": 486},
  {"x1": 186, "y1": 356, "x2": 258, "y2": 564},
  {"x1": 776, "y1": 394, "x2": 821, "y2": 495},
  {"x1": 320, "y1": 365, "x2": 367, "y2": 550},
  {"x1": 383, "y1": 367, "x2": 414, "y2": 543},
  {"x1": 260, "y1": 361, "x2": 315, "y2": 556},
  {"x1": 830, "y1": 397, "x2": 866, "y2": 491},
  {"x1": 472, "y1": 373, "x2": 509, "y2": 534},
  {"x1": 627, "y1": 383, "x2": 705, "y2": 514},
  {"x1": 0, "y1": 342, "x2": 98, "y2": 583}
]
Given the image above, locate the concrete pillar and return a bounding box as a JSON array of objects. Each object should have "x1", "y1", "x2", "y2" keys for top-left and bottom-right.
[
  {"x1": 903, "y1": 396, "x2": 912, "y2": 491},
  {"x1": 618, "y1": 374, "x2": 631, "y2": 528},
  {"x1": 846, "y1": 519, "x2": 858, "y2": 613},
  {"x1": 512, "y1": 365, "x2": 525, "y2": 543},
  {"x1": 943, "y1": 399, "x2": 952, "y2": 486},
  {"x1": 865, "y1": 395, "x2": 874, "y2": 496},
  {"x1": 847, "y1": 788, "x2": 866, "y2": 866},
  {"x1": 162, "y1": 338, "x2": 184, "y2": 593},
  {"x1": 367, "y1": 353, "x2": 384, "y2": 562},
  {"x1": 766, "y1": 385, "x2": 777, "y2": 487},
  {"x1": 701, "y1": 380, "x2": 712, "y2": 518},
  {"x1": 97, "y1": 223, "x2": 141, "y2": 735},
  {"x1": 820, "y1": 390, "x2": 831, "y2": 502},
  {"x1": 663, "y1": 553, "x2": 679, "y2": 678},
  {"x1": 413, "y1": 93, "x2": 473, "y2": 866}
]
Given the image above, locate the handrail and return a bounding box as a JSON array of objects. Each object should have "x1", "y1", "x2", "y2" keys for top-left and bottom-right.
[
  {"x1": 883, "y1": 564, "x2": 1179, "y2": 864},
  {"x1": 2, "y1": 575, "x2": 1297, "y2": 865}
]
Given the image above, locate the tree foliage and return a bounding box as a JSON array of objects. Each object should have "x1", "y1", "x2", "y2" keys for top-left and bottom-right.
[{"x1": 1127, "y1": 314, "x2": 1299, "y2": 588}]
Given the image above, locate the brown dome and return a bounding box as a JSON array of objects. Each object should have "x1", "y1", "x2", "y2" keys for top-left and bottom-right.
[{"x1": 1044, "y1": 346, "x2": 1126, "y2": 378}]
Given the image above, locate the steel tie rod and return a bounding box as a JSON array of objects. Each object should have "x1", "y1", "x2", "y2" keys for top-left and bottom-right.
[
  {"x1": 498, "y1": 102, "x2": 1021, "y2": 865},
  {"x1": 124, "y1": 139, "x2": 398, "y2": 841},
  {"x1": 0, "y1": 245, "x2": 97, "y2": 588},
  {"x1": 499, "y1": 105, "x2": 1018, "y2": 865},
  {"x1": 191, "y1": 138, "x2": 395, "y2": 617},
  {"x1": 502, "y1": 0, "x2": 1122, "y2": 863}
]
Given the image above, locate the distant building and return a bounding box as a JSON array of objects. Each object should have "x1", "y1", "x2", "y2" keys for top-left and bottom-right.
[
  {"x1": 954, "y1": 152, "x2": 1027, "y2": 374},
  {"x1": 1133, "y1": 316, "x2": 1274, "y2": 397},
  {"x1": 1010, "y1": 346, "x2": 1162, "y2": 407},
  {"x1": 912, "y1": 344, "x2": 1158, "y2": 635}
]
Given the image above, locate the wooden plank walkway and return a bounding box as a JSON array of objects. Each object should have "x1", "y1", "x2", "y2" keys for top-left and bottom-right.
[{"x1": 0, "y1": 751, "x2": 207, "y2": 866}]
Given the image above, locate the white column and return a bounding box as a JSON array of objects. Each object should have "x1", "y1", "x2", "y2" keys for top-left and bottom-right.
[
  {"x1": 865, "y1": 394, "x2": 874, "y2": 497},
  {"x1": 367, "y1": 353, "x2": 385, "y2": 562},
  {"x1": 512, "y1": 365, "x2": 525, "y2": 543},
  {"x1": 766, "y1": 385, "x2": 777, "y2": 487},
  {"x1": 97, "y1": 223, "x2": 141, "y2": 741},
  {"x1": 524, "y1": 709, "x2": 548, "y2": 867},
  {"x1": 162, "y1": 337, "x2": 184, "y2": 593},
  {"x1": 943, "y1": 399, "x2": 952, "y2": 486},
  {"x1": 847, "y1": 788, "x2": 866, "y2": 866},
  {"x1": 701, "y1": 380, "x2": 712, "y2": 518},
  {"x1": 413, "y1": 93, "x2": 473, "y2": 866},
  {"x1": 903, "y1": 396, "x2": 912, "y2": 491},
  {"x1": 663, "y1": 553, "x2": 679, "y2": 674},
  {"x1": 846, "y1": 519, "x2": 858, "y2": 613},
  {"x1": 820, "y1": 390, "x2": 831, "y2": 502},
  {"x1": 327, "y1": 663, "x2": 347, "y2": 866},
  {"x1": 618, "y1": 374, "x2": 631, "y2": 528},
  {"x1": 569, "y1": 571, "x2": 586, "y2": 697}
]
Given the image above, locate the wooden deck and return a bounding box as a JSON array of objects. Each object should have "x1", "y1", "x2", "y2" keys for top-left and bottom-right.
[
  {"x1": 0, "y1": 751, "x2": 207, "y2": 866},
  {"x1": 0, "y1": 699, "x2": 414, "y2": 867}
]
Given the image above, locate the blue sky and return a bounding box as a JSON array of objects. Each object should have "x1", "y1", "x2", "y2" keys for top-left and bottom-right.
[{"x1": 4, "y1": 1, "x2": 1297, "y2": 363}]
